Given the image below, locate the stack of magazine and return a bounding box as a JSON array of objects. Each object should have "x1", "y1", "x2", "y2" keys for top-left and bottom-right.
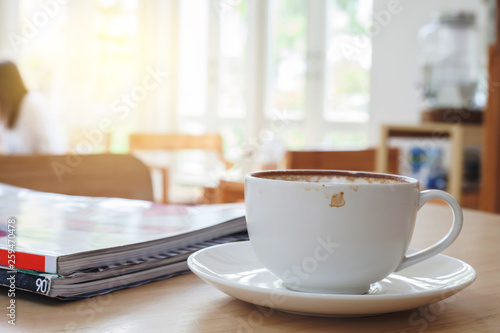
[{"x1": 0, "y1": 183, "x2": 247, "y2": 299}]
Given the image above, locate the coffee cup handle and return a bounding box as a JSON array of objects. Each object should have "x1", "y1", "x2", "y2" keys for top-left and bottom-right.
[{"x1": 395, "y1": 189, "x2": 463, "y2": 272}]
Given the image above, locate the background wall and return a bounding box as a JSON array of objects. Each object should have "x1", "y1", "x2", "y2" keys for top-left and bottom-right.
[
  {"x1": 0, "y1": 0, "x2": 19, "y2": 60},
  {"x1": 369, "y1": 0, "x2": 488, "y2": 145}
]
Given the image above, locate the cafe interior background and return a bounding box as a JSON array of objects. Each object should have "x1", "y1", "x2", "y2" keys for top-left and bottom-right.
[{"x1": 0, "y1": 0, "x2": 495, "y2": 207}]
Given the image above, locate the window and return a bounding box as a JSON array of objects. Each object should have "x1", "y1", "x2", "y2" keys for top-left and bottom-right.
[
  {"x1": 326, "y1": 0, "x2": 371, "y2": 124},
  {"x1": 270, "y1": 0, "x2": 307, "y2": 119},
  {"x1": 218, "y1": 0, "x2": 248, "y2": 119},
  {"x1": 10, "y1": 0, "x2": 373, "y2": 163},
  {"x1": 178, "y1": 0, "x2": 208, "y2": 119}
]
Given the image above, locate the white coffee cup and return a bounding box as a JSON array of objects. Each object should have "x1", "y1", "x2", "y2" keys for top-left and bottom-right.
[{"x1": 245, "y1": 170, "x2": 463, "y2": 294}]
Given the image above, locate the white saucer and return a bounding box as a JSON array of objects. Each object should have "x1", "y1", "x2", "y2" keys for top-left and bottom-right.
[{"x1": 187, "y1": 241, "x2": 476, "y2": 317}]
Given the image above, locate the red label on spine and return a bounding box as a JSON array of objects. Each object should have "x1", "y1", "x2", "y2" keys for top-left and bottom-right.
[{"x1": 0, "y1": 249, "x2": 46, "y2": 272}]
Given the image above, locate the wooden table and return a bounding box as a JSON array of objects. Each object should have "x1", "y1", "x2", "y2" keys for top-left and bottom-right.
[{"x1": 1, "y1": 204, "x2": 499, "y2": 332}]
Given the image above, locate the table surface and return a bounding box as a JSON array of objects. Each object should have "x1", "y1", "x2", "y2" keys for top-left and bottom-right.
[{"x1": 1, "y1": 204, "x2": 499, "y2": 333}]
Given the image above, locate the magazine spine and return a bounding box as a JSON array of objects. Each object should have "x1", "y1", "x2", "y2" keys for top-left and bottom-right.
[{"x1": 0, "y1": 268, "x2": 55, "y2": 296}]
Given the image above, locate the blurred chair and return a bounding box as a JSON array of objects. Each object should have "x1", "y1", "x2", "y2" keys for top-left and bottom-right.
[
  {"x1": 202, "y1": 180, "x2": 245, "y2": 204},
  {"x1": 0, "y1": 154, "x2": 154, "y2": 201},
  {"x1": 129, "y1": 133, "x2": 228, "y2": 204},
  {"x1": 68, "y1": 128, "x2": 112, "y2": 154},
  {"x1": 285, "y1": 148, "x2": 400, "y2": 174}
]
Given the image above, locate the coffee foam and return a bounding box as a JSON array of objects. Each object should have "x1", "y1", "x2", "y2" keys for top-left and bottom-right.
[{"x1": 252, "y1": 170, "x2": 412, "y2": 185}]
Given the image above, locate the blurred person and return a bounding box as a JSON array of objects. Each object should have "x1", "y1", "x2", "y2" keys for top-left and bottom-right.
[{"x1": 0, "y1": 61, "x2": 66, "y2": 154}]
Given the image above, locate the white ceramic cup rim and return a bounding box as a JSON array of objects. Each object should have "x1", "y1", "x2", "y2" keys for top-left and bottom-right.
[{"x1": 247, "y1": 169, "x2": 419, "y2": 186}]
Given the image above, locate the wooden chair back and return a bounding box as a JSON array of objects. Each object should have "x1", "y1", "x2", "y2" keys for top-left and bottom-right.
[
  {"x1": 129, "y1": 133, "x2": 224, "y2": 157},
  {"x1": 68, "y1": 128, "x2": 112, "y2": 153},
  {"x1": 0, "y1": 154, "x2": 154, "y2": 201},
  {"x1": 128, "y1": 133, "x2": 227, "y2": 204},
  {"x1": 285, "y1": 148, "x2": 399, "y2": 174},
  {"x1": 202, "y1": 180, "x2": 245, "y2": 204}
]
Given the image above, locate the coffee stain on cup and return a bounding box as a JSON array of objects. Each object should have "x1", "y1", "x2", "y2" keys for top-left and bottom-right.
[
  {"x1": 300, "y1": 184, "x2": 313, "y2": 191},
  {"x1": 329, "y1": 192, "x2": 345, "y2": 207},
  {"x1": 349, "y1": 185, "x2": 359, "y2": 192}
]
